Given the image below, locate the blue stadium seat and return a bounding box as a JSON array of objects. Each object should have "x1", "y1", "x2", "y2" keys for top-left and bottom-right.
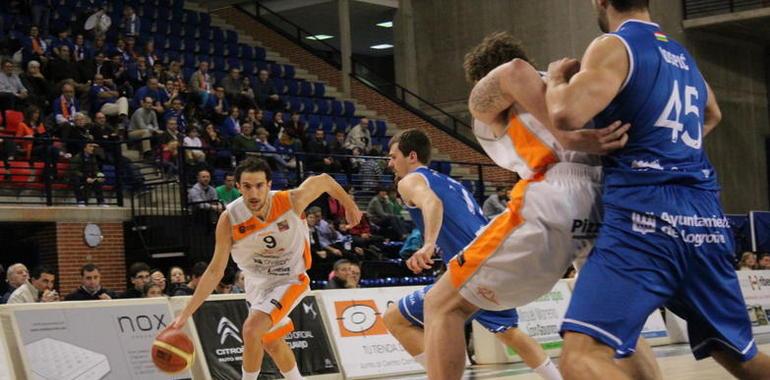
[
  {"x1": 315, "y1": 99, "x2": 330, "y2": 115},
  {"x1": 172, "y1": 0, "x2": 184, "y2": 11},
  {"x1": 269, "y1": 63, "x2": 283, "y2": 78},
  {"x1": 212, "y1": 28, "x2": 224, "y2": 43},
  {"x1": 334, "y1": 117, "x2": 348, "y2": 132},
  {"x1": 226, "y1": 58, "x2": 241, "y2": 71},
  {"x1": 343, "y1": 101, "x2": 355, "y2": 116},
  {"x1": 283, "y1": 65, "x2": 295, "y2": 79},
  {"x1": 287, "y1": 97, "x2": 302, "y2": 113},
  {"x1": 301, "y1": 98, "x2": 315, "y2": 113},
  {"x1": 153, "y1": 34, "x2": 167, "y2": 49},
  {"x1": 253, "y1": 47, "x2": 266, "y2": 61},
  {"x1": 330, "y1": 100, "x2": 343, "y2": 116},
  {"x1": 182, "y1": 67, "x2": 194, "y2": 82},
  {"x1": 169, "y1": 21, "x2": 183, "y2": 37},
  {"x1": 299, "y1": 81, "x2": 313, "y2": 97},
  {"x1": 142, "y1": 4, "x2": 155, "y2": 18},
  {"x1": 140, "y1": 19, "x2": 153, "y2": 36},
  {"x1": 239, "y1": 43, "x2": 253, "y2": 60},
  {"x1": 312, "y1": 82, "x2": 326, "y2": 97},
  {"x1": 196, "y1": 54, "x2": 211, "y2": 67},
  {"x1": 226, "y1": 30, "x2": 238, "y2": 44},
  {"x1": 375, "y1": 120, "x2": 388, "y2": 136},
  {"x1": 184, "y1": 23, "x2": 197, "y2": 39},
  {"x1": 171, "y1": 8, "x2": 184, "y2": 24},
  {"x1": 157, "y1": 7, "x2": 170, "y2": 21},
  {"x1": 256, "y1": 61, "x2": 270, "y2": 72},
  {"x1": 183, "y1": 37, "x2": 195, "y2": 52},
  {"x1": 225, "y1": 43, "x2": 239, "y2": 57},
  {"x1": 321, "y1": 116, "x2": 335, "y2": 133},
  {"x1": 200, "y1": 13, "x2": 212, "y2": 28},
  {"x1": 214, "y1": 71, "x2": 226, "y2": 85},
  {"x1": 212, "y1": 40, "x2": 224, "y2": 56},
  {"x1": 242, "y1": 60, "x2": 255, "y2": 76},
  {"x1": 333, "y1": 174, "x2": 348, "y2": 186},
  {"x1": 271, "y1": 78, "x2": 285, "y2": 94},
  {"x1": 198, "y1": 39, "x2": 210, "y2": 55},
  {"x1": 285, "y1": 80, "x2": 299, "y2": 96},
  {"x1": 166, "y1": 50, "x2": 180, "y2": 63},
  {"x1": 184, "y1": 10, "x2": 198, "y2": 25},
  {"x1": 307, "y1": 115, "x2": 321, "y2": 131},
  {"x1": 263, "y1": 111, "x2": 274, "y2": 123}
]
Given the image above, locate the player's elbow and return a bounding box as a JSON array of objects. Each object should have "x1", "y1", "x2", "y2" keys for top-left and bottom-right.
[{"x1": 549, "y1": 106, "x2": 584, "y2": 131}]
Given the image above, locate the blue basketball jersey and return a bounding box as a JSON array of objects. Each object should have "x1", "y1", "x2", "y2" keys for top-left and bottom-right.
[
  {"x1": 405, "y1": 167, "x2": 487, "y2": 261},
  {"x1": 593, "y1": 20, "x2": 718, "y2": 193}
]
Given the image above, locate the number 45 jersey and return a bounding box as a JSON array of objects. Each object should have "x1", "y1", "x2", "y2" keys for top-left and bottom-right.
[
  {"x1": 593, "y1": 19, "x2": 718, "y2": 193},
  {"x1": 227, "y1": 191, "x2": 311, "y2": 286}
]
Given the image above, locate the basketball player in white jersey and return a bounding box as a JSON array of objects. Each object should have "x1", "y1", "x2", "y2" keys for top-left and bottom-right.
[
  {"x1": 419, "y1": 32, "x2": 661, "y2": 379},
  {"x1": 169, "y1": 158, "x2": 362, "y2": 380}
]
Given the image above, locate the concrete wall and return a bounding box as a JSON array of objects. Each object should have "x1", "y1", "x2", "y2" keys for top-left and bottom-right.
[{"x1": 395, "y1": 0, "x2": 769, "y2": 212}]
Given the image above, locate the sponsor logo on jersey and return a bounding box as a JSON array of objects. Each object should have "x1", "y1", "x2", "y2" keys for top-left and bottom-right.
[
  {"x1": 277, "y1": 220, "x2": 289, "y2": 231},
  {"x1": 571, "y1": 219, "x2": 601, "y2": 239},
  {"x1": 271, "y1": 299, "x2": 283, "y2": 310},
  {"x1": 632, "y1": 212, "x2": 656, "y2": 235}
]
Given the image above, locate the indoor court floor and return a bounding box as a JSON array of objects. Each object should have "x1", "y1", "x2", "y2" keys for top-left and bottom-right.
[{"x1": 392, "y1": 334, "x2": 770, "y2": 379}]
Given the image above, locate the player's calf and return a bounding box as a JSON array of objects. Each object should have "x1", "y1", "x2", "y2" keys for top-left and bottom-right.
[
  {"x1": 712, "y1": 350, "x2": 770, "y2": 380},
  {"x1": 560, "y1": 332, "x2": 630, "y2": 380}
]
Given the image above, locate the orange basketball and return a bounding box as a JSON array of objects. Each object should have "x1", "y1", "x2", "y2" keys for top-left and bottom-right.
[{"x1": 152, "y1": 328, "x2": 195, "y2": 373}]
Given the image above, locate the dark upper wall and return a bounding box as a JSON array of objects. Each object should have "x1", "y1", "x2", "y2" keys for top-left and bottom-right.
[{"x1": 395, "y1": 0, "x2": 769, "y2": 212}]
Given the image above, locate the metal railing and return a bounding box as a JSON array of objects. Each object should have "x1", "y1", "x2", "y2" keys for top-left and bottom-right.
[
  {"x1": 683, "y1": 0, "x2": 770, "y2": 19},
  {"x1": 235, "y1": 2, "x2": 483, "y2": 152}
]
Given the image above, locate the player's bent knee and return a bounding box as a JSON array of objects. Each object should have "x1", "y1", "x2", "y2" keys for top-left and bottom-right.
[
  {"x1": 262, "y1": 338, "x2": 283, "y2": 355},
  {"x1": 242, "y1": 313, "x2": 273, "y2": 341},
  {"x1": 383, "y1": 304, "x2": 406, "y2": 331}
]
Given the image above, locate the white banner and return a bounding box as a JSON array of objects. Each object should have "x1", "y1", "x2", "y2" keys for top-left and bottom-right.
[
  {"x1": 640, "y1": 310, "x2": 670, "y2": 346},
  {"x1": 737, "y1": 270, "x2": 770, "y2": 334},
  {"x1": 316, "y1": 286, "x2": 423, "y2": 379},
  {"x1": 0, "y1": 321, "x2": 13, "y2": 380}
]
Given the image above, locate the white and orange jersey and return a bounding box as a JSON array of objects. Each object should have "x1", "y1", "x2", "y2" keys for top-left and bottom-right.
[
  {"x1": 227, "y1": 191, "x2": 311, "y2": 287},
  {"x1": 473, "y1": 103, "x2": 599, "y2": 180}
]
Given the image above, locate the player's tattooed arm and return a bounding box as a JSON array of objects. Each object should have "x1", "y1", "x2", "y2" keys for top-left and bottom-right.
[{"x1": 469, "y1": 64, "x2": 516, "y2": 135}]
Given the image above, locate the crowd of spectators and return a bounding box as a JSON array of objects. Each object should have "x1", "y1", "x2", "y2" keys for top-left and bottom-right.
[{"x1": 738, "y1": 252, "x2": 770, "y2": 271}]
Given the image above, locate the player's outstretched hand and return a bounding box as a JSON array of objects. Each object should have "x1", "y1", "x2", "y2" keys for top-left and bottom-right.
[
  {"x1": 345, "y1": 206, "x2": 363, "y2": 228},
  {"x1": 565, "y1": 120, "x2": 630, "y2": 155},
  {"x1": 406, "y1": 243, "x2": 436, "y2": 274}
]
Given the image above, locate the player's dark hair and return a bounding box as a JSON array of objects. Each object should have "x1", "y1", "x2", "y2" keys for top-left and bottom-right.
[
  {"x1": 389, "y1": 128, "x2": 432, "y2": 165},
  {"x1": 30, "y1": 265, "x2": 54, "y2": 280},
  {"x1": 608, "y1": 0, "x2": 649, "y2": 12},
  {"x1": 128, "y1": 262, "x2": 150, "y2": 278},
  {"x1": 191, "y1": 261, "x2": 208, "y2": 279},
  {"x1": 463, "y1": 31, "x2": 531, "y2": 83},
  {"x1": 235, "y1": 157, "x2": 272, "y2": 183},
  {"x1": 80, "y1": 263, "x2": 100, "y2": 276}
]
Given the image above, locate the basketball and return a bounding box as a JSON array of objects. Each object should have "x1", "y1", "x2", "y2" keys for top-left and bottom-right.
[{"x1": 151, "y1": 328, "x2": 195, "y2": 373}]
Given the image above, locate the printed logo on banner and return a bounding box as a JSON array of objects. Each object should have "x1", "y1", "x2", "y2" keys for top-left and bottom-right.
[
  {"x1": 334, "y1": 300, "x2": 389, "y2": 337},
  {"x1": 303, "y1": 302, "x2": 318, "y2": 319},
  {"x1": 217, "y1": 317, "x2": 243, "y2": 345}
]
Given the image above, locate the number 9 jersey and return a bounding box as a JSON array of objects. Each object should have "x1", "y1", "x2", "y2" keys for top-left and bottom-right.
[{"x1": 592, "y1": 19, "x2": 717, "y2": 193}]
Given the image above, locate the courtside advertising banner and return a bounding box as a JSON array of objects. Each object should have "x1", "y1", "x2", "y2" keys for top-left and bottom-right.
[
  {"x1": 2, "y1": 299, "x2": 190, "y2": 380},
  {"x1": 737, "y1": 270, "x2": 770, "y2": 334},
  {"x1": 640, "y1": 310, "x2": 670, "y2": 346},
  {"x1": 192, "y1": 294, "x2": 339, "y2": 379},
  {"x1": 317, "y1": 286, "x2": 423, "y2": 379}
]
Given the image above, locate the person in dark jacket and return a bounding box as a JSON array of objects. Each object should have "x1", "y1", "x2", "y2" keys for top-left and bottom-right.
[
  {"x1": 64, "y1": 263, "x2": 117, "y2": 301},
  {"x1": 120, "y1": 262, "x2": 150, "y2": 299},
  {"x1": 69, "y1": 141, "x2": 105, "y2": 206}
]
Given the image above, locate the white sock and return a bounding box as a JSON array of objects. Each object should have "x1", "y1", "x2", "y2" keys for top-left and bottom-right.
[
  {"x1": 533, "y1": 357, "x2": 562, "y2": 380},
  {"x1": 413, "y1": 352, "x2": 426, "y2": 368},
  {"x1": 281, "y1": 365, "x2": 303, "y2": 380},
  {"x1": 242, "y1": 368, "x2": 259, "y2": 380}
]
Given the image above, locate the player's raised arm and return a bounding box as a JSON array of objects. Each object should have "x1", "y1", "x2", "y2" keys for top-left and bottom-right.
[
  {"x1": 290, "y1": 173, "x2": 362, "y2": 226},
  {"x1": 545, "y1": 35, "x2": 629, "y2": 131},
  {"x1": 399, "y1": 174, "x2": 443, "y2": 273},
  {"x1": 171, "y1": 211, "x2": 233, "y2": 328}
]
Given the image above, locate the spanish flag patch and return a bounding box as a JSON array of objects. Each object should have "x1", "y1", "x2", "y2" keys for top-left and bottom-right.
[{"x1": 654, "y1": 31, "x2": 668, "y2": 42}]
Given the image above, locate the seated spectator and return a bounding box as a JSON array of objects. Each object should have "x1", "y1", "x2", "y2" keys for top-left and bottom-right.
[
  {"x1": 22, "y1": 25, "x2": 48, "y2": 65},
  {"x1": 483, "y1": 186, "x2": 509, "y2": 218},
  {"x1": 282, "y1": 111, "x2": 306, "y2": 150},
  {"x1": 144, "y1": 40, "x2": 160, "y2": 67},
  {"x1": 205, "y1": 86, "x2": 229, "y2": 124},
  {"x1": 255, "y1": 127, "x2": 291, "y2": 170},
  {"x1": 160, "y1": 117, "x2": 182, "y2": 145},
  {"x1": 202, "y1": 121, "x2": 230, "y2": 167},
  {"x1": 160, "y1": 140, "x2": 180, "y2": 176},
  {"x1": 50, "y1": 27, "x2": 75, "y2": 58},
  {"x1": 324, "y1": 259, "x2": 353, "y2": 289},
  {"x1": 89, "y1": 112, "x2": 120, "y2": 142},
  {"x1": 19, "y1": 106, "x2": 69, "y2": 174},
  {"x1": 358, "y1": 147, "x2": 385, "y2": 190},
  {"x1": 21, "y1": 60, "x2": 51, "y2": 110},
  {"x1": 162, "y1": 60, "x2": 183, "y2": 84},
  {"x1": 172, "y1": 262, "x2": 207, "y2": 296},
  {"x1": 311, "y1": 206, "x2": 364, "y2": 260},
  {"x1": 53, "y1": 83, "x2": 80, "y2": 127},
  {"x1": 232, "y1": 270, "x2": 245, "y2": 294},
  {"x1": 399, "y1": 227, "x2": 424, "y2": 260},
  {"x1": 142, "y1": 283, "x2": 164, "y2": 298},
  {"x1": 215, "y1": 267, "x2": 235, "y2": 294},
  {"x1": 183, "y1": 127, "x2": 206, "y2": 164},
  {"x1": 188, "y1": 169, "x2": 223, "y2": 218},
  {"x1": 47, "y1": 45, "x2": 82, "y2": 86},
  {"x1": 7, "y1": 265, "x2": 59, "y2": 303},
  {"x1": 0, "y1": 59, "x2": 28, "y2": 111},
  {"x1": 132, "y1": 77, "x2": 166, "y2": 113},
  {"x1": 190, "y1": 61, "x2": 214, "y2": 106},
  {"x1": 231, "y1": 122, "x2": 257, "y2": 161},
  {"x1": 341, "y1": 212, "x2": 384, "y2": 258},
  {"x1": 367, "y1": 186, "x2": 407, "y2": 240},
  {"x1": 64, "y1": 263, "x2": 116, "y2": 301},
  {"x1": 150, "y1": 269, "x2": 168, "y2": 295},
  {"x1": 60, "y1": 112, "x2": 93, "y2": 154},
  {"x1": 70, "y1": 141, "x2": 106, "y2": 207},
  {"x1": 243, "y1": 107, "x2": 263, "y2": 128},
  {"x1": 275, "y1": 134, "x2": 297, "y2": 169},
  {"x1": 121, "y1": 262, "x2": 150, "y2": 299},
  {"x1": 89, "y1": 73, "x2": 128, "y2": 118},
  {"x1": 216, "y1": 172, "x2": 241, "y2": 205},
  {"x1": 90, "y1": 35, "x2": 110, "y2": 57},
  {"x1": 220, "y1": 106, "x2": 241, "y2": 139},
  {"x1": 306, "y1": 129, "x2": 341, "y2": 172},
  {"x1": 344, "y1": 117, "x2": 372, "y2": 152},
  {"x1": 167, "y1": 266, "x2": 187, "y2": 294},
  {"x1": 253, "y1": 69, "x2": 282, "y2": 111},
  {"x1": 240, "y1": 75, "x2": 257, "y2": 110},
  {"x1": 349, "y1": 146, "x2": 364, "y2": 173},
  {"x1": 266, "y1": 110, "x2": 285, "y2": 140},
  {"x1": 738, "y1": 252, "x2": 757, "y2": 271},
  {"x1": 221, "y1": 68, "x2": 244, "y2": 105},
  {"x1": 85, "y1": 9, "x2": 111, "y2": 40},
  {"x1": 72, "y1": 34, "x2": 89, "y2": 62},
  {"x1": 125, "y1": 36, "x2": 139, "y2": 60},
  {"x1": 129, "y1": 96, "x2": 161, "y2": 157},
  {"x1": 758, "y1": 253, "x2": 770, "y2": 270},
  {"x1": 1, "y1": 263, "x2": 29, "y2": 304},
  {"x1": 164, "y1": 97, "x2": 187, "y2": 132},
  {"x1": 330, "y1": 130, "x2": 351, "y2": 170},
  {"x1": 347, "y1": 262, "x2": 361, "y2": 288},
  {"x1": 119, "y1": 6, "x2": 140, "y2": 37}
]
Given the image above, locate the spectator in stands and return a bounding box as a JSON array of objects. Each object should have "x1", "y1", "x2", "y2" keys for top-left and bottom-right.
[
  {"x1": 306, "y1": 129, "x2": 341, "y2": 172},
  {"x1": 144, "y1": 40, "x2": 159, "y2": 67},
  {"x1": 21, "y1": 60, "x2": 51, "y2": 110},
  {"x1": 215, "y1": 267, "x2": 235, "y2": 294},
  {"x1": 7, "y1": 265, "x2": 58, "y2": 303},
  {"x1": 190, "y1": 61, "x2": 214, "y2": 106},
  {"x1": 267, "y1": 110, "x2": 285, "y2": 140},
  {"x1": 150, "y1": 269, "x2": 168, "y2": 295},
  {"x1": 90, "y1": 73, "x2": 129, "y2": 118},
  {"x1": 348, "y1": 262, "x2": 361, "y2": 288},
  {"x1": 161, "y1": 140, "x2": 180, "y2": 177},
  {"x1": 221, "y1": 105, "x2": 241, "y2": 139},
  {"x1": 231, "y1": 122, "x2": 257, "y2": 160},
  {"x1": 349, "y1": 146, "x2": 364, "y2": 173},
  {"x1": 53, "y1": 83, "x2": 79, "y2": 127},
  {"x1": 91, "y1": 35, "x2": 109, "y2": 57},
  {"x1": 142, "y1": 283, "x2": 164, "y2": 298},
  {"x1": 1, "y1": 263, "x2": 29, "y2": 304},
  {"x1": 30, "y1": 1, "x2": 52, "y2": 37},
  {"x1": 50, "y1": 27, "x2": 74, "y2": 58},
  {"x1": 253, "y1": 69, "x2": 281, "y2": 111},
  {"x1": 133, "y1": 77, "x2": 166, "y2": 113},
  {"x1": 240, "y1": 76, "x2": 257, "y2": 109},
  {"x1": 221, "y1": 68, "x2": 244, "y2": 105},
  {"x1": 255, "y1": 127, "x2": 291, "y2": 170},
  {"x1": 0, "y1": 59, "x2": 28, "y2": 111},
  {"x1": 127, "y1": 57, "x2": 153, "y2": 93},
  {"x1": 79, "y1": 51, "x2": 111, "y2": 85},
  {"x1": 162, "y1": 60, "x2": 183, "y2": 84},
  {"x1": 483, "y1": 186, "x2": 508, "y2": 218},
  {"x1": 22, "y1": 25, "x2": 48, "y2": 65},
  {"x1": 330, "y1": 129, "x2": 349, "y2": 156},
  {"x1": 60, "y1": 111, "x2": 93, "y2": 154},
  {"x1": 160, "y1": 117, "x2": 182, "y2": 146},
  {"x1": 164, "y1": 96, "x2": 187, "y2": 133},
  {"x1": 325, "y1": 259, "x2": 353, "y2": 289},
  {"x1": 168, "y1": 266, "x2": 186, "y2": 293},
  {"x1": 64, "y1": 263, "x2": 116, "y2": 301},
  {"x1": 243, "y1": 107, "x2": 262, "y2": 128},
  {"x1": 130, "y1": 96, "x2": 161, "y2": 157},
  {"x1": 368, "y1": 186, "x2": 407, "y2": 240},
  {"x1": 85, "y1": 8, "x2": 111, "y2": 40},
  {"x1": 121, "y1": 262, "x2": 150, "y2": 299},
  {"x1": 48, "y1": 45, "x2": 82, "y2": 85},
  {"x1": 344, "y1": 117, "x2": 372, "y2": 152},
  {"x1": 90, "y1": 112, "x2": 120, "y2": 143},
  {"x1": 15, "y1": 105, "x2": 40, "y2": 160},
  {"x1": 188, "y1": 169, "x2": 223, "y2": 215},
  {"x1": 202, "y1": 121, "x2": 230, "y2": 167},
  {"x1": 738, "y1": 252, "x2": 757, "y2": 271},
  {"x1": 275, "y1": 134, "x2": 297, "y2": 169},
  {"x1": 758, "y1": 253, "x2": 770, "y2": 270},
  {"x1": 307, "y1": 211, "x2": 330, "y2": 261},
  {"x1": 399, "y1": 227, "x2": 424, "y2": 259},
  {"x1": 72, "y1": 34, "x2": 89, "y2": 62},
  {"x1": 125, "y1": 36, "x2": 139, "y2": 60},
  {"x1": 232, "y1": 270, "x2": 245, "y2": 294},
  {"x1": 172, "y1": 261, "x2": 207, "y2": 296},
  {"x1": 216, "y1": 172, "x2": 241, "y2": 205},
  {"x1": 311, "y1": 206, "x2": 364, "y2": 260},
  {"x1": 70, "y1": 141, "x2": 106, "y2": 206},
  {"x1": 283, "y1": 111, "x2": 306, "y2": 150},
  {"x1": 184, "y1": 127, "x2": 206, "y2": 164},
  {"x1": 205, "y1": 86, "x2": 229, "y2": 124},
  {"x1": 358, "y1": 147, "x2": 385, "y2": 190},
  {"x1": 120, "y1": 6, "x2": 140, "y2": 37}
]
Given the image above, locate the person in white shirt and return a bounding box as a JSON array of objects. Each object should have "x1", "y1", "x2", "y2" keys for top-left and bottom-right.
[
  {"x1": 183, "y1": 127, "x2": 206, "y2": 164},
  {"x1": 7, "y1": 265, "x2": 58, "y2": 304}
]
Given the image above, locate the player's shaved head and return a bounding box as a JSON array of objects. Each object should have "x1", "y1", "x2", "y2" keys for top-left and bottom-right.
[{"x1": 463, "y1": 32, "x2": 530, "y2": 83}]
